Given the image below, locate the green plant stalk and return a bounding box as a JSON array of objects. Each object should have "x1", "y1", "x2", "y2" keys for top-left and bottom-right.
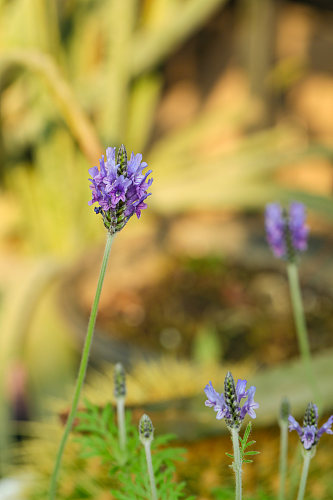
[
  {"x1": 116, "y1": 396, "x2": 126, "y2": 452},
  {"x1": 278, "y1": 420, "x2": 288, "y2": 500},
  {"x1": 286, "y1": 263, "x2": 320, "y2": 404},
  {"x1": 144, "y1": 441, "x2": 157, "y2": 500},
  {"x1": 296, "y1": 450, "x2": 312, "y2": 500},
  {"x1": 49, "y1": 232, "x2": 114, "y2": 500},
  {"x1": 231, "y1": 428, "x2": 242, "y2": 500}
]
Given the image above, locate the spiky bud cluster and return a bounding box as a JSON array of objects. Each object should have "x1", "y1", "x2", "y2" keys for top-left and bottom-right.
[
  {"x1": 224, "y1": 372, "x2": 242, "y2": 429},
  {"x1": 114, "y1": 362, "x2": 126, "y2": 399},
  {"x1": 139, "y1": 414, "x2": 154, "y2": 444},
  {"x1": 280, "y1": 397, "x2": 291, "y2": 423},
  {"x1": 303, "y1": 402, "x2": 318, "y2": 428}
]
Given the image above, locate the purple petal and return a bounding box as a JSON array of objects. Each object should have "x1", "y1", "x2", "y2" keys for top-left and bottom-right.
[
  {"x1": 289, "y1": 202, "x2": 308, "y2": 253},
  {"x1": 288, "y1": 415, "x2": 303, "y2": 437},
  {"x1": 301, "y1": 425, "x2": 316, "y2": 450},
  {"x1": 317, "y1": 415, "x2": 333, "y2": 438},
  {"x1": 204, "y1": 381, "x2": 220, "y2": 406},
  {"x1": 240, "y1": 386, "x2": 259, "y2": 419},
  {"x1": 236, "y1": 379, "x2": 248, "y2": 402},
  {"x1": 265, "y1": 203, "x2": 286, "y2": 258}
]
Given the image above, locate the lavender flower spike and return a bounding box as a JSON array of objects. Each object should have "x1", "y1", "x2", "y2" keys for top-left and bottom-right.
[
  {"x1": 288, "y1": 402, "x2": 333, "y2": 450},
  {"x1": 265, "y1": 201, "x2": 309, "y2": 261},
  {"x1": 88, "y1": 145, "x2": 153, "y2": 233},
  {"x1": 204, "y1": 372, "x2": 259, "y2": 430}
]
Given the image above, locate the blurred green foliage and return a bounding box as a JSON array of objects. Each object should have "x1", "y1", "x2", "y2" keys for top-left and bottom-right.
[
  {"x1": 0, "y1": 0, "x2": 333, "y2": 258},
  {"x1": 1, "y1": 0, "x2": 333, "y2": 491}
]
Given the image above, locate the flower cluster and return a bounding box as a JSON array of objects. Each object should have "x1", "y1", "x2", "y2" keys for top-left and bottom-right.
[
  {"x1": 204, "y1": 372, "x2": 259, "y2": 430},
  {"x1": 88, "y1": 145, "x2": 153, "y2": 233},
  {"x1": 288, "y1": 402, "x2": 333, "y2": 450},
  {"x1": 265, "y1": 202, "x2": 308, "y2": 260}
]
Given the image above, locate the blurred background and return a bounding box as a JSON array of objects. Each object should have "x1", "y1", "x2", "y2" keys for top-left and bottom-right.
[{"x1": 1, "y1": 0, "x2": 333, "y2": 498}]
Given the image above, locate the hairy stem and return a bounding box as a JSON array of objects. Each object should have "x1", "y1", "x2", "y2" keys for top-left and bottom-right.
[
  {"x1": 49, "y1": 233, "x2": 114, "y2": 500},
  {"x1": 296, "y1": 451, "x2": 312, "y2": 500},
  {"x1": 116, "y1": 397, "x2": 126, "y2": 453},
  {"x1": 231, "y1": 428, "x2": 242, "y2": 500},
  {"x1": 287, "y1": 263, "x2": 321, "y2": 405},
  {"x1": 278, "y1": 420, "x2": 288, "y2": 500},
  {"x1": 144, "y1": 441, "x2": 157, "y2": 500}
]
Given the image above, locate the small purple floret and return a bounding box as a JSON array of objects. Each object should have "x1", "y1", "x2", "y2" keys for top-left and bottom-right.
[
  {"x1": 288, "y1": 407, "x2": 333, "y2": 450},
  {"x1": 265, "y1": 203, "x2": 286, "y2": 258},
  {"x1": 265, "y1": 201, "x2": 309, "y2": 259}
]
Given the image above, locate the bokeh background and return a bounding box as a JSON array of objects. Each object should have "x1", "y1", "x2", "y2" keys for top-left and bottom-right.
[{"x1": 1, "y1": 0, "x2": 333, "y2": 498}]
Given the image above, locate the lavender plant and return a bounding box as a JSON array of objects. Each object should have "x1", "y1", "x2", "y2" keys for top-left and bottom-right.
[
  {"x1": 139, "y1": 414, "x2": 158, "y2": 500},
  {"x1": 49, "y1": 145, "x2": 152, "y2": 500},
  {"x1": 288, "y1": 403, "x2": 333, "y2": 500},
  {"x1": 204, "y1": 372, "x2": 259, "y2": 500},
  {"x1": 74, "y1": 397, "x2": 192, "y2": 499},
  {"x1": 265, "y1": 202, "x2": 320, "y2": 403}
]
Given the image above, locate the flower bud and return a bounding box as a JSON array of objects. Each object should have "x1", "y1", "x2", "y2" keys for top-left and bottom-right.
[
  {"x1": 114, "y1": 362, "x2": 126, "y2": 399},
  {"x1": 280, "y1": 397, "x2": 291, "y2": 423},
  {"x1": 139, "y1": 414, "x2": 154, "y2": 445}
]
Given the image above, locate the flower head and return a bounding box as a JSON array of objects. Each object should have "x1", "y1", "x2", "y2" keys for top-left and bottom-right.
[
  {"x1": 88, "y1": 145, "x2": 153, "y2": 233},
  {"x1": 114, "y1": 362, "x2": 126, "y2": 399},
  {"x1": 139, "y1": 414, "x2": 154, "y2": 445},
  {"x1": 204, "y1": 372, "x2": 259, "y2": 430},
  {"x1": 288, "y1": 402, "x2": 333, "y2": 450},
  {"x1": 265, "y1": 201, "x2": 308, "y2": 261}
]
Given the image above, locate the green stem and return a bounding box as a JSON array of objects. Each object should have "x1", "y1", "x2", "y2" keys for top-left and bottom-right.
[
  {"x1": 296, "y1": 450, "x2": 312, "y2": 500},
  {"x1": 231, "y1": 428, "x2": 242, "y2": 500},
  {"x1": 286, "y1": 263, "x2": 320, "y2": 404},
  {"x1": 116, "y1": 397, "x2": 126, "y2": 453},
  {"x1": 278, "y1": 420, "x2": 288, "y2": 500},
  {"x1": 49, "y1": 233, "x2": 114, "y2": 500},
  {"x1": 144, "y1": 441, "x2": 157, "y2": 500}
]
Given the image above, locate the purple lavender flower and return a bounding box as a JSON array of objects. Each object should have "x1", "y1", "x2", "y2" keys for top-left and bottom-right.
[
  {"x1": 88, "y1": 145, "x2": 153, "y2": 233},
  {"x1": 288, "y1": 402, "x2": 333, "y2": 450},
  {"x1": 204, "y1": 372, "x2": 259, "y2": 430},
  {"x1": 265, "y1": 201, "x2": 309, "y2": 260}
]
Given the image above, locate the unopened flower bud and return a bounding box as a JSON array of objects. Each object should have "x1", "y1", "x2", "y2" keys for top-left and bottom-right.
[
  {"x1": 139, "y1": 414, "x2": 154, "y2": 444},
  {"x1": 114, "y1": 362, "x2": 126, "y2": 399},
  {"x1": 280, "y1": 397, "x2": 291, "y2": 423}
]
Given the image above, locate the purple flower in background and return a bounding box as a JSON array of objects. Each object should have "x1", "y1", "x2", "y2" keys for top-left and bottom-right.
[
  {"x1": 88, "y1": 145, "x2": 153, "y2": 233},
  {"x1": 288, "y1": 402, "x2": 333, "y2": 450},
  {"x1": 204, "y1": 372, "x2": 259, "y2": 430},
  {"x1": 265, "y1": 202, "x2": 309, "y2": 260}
]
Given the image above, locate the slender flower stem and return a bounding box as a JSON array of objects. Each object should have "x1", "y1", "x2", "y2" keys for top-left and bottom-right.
[
  {"x1": 231, "y1": 428, "x2": 242, "y2": 500},
  {"x1": 144, "y1": 441, "x2": 158, "y2": 500},
  {"x1": 49, "y1": 233, "x2": 114, "y2": 500},
  {"x1": 296, "y1": 451, "x2": 312, "y2": 500},
  {"x1": 286, "y1": 263, "x2": 320, "y2": 405},
  {"x1": 278, "y1": 420, "x2": 288, "y2": 500},
  {"x1": 116, "y1": 397, "x2": 126, "y2": 452}
]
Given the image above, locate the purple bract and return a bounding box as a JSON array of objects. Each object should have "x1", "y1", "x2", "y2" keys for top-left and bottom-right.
[
  {"x1": 265, "y1": 202, "x2": 309, "y2": 260},
  {"x1": 288, "y1": 403, "x2": 333, "y2": 450},
  {"x1": 88, "y1": 145, "x2": 153, "y2": 233},
  {"x1": 204, "y1": 372, "x2": 259, "y2": 430}
]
